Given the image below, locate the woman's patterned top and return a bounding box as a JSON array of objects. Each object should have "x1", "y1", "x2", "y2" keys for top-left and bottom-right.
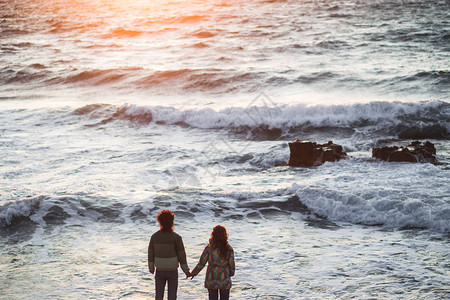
[{"x1": 191, "y1": 244, "x2": 235, "y2": 289}]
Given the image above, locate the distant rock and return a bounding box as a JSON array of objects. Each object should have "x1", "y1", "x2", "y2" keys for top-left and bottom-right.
[
  {"x1": 288, "y1": 140, "x2": 347, "y2": 167},
  {"x1": 372, "y1": 141, "x2": 437, "y2": 163}
]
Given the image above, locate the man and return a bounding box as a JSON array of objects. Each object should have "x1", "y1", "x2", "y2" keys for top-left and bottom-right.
[{"x1": 148, "y1": 209, "x2": 190, "y2": 300}]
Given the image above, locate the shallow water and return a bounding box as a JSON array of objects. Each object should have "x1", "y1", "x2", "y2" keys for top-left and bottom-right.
[
  {"x1": 1, "y1": 0, "x2": 449, "y2": 299},
  {"x1": 2, "y1": 214, "x2": 449, "y2": 299}
]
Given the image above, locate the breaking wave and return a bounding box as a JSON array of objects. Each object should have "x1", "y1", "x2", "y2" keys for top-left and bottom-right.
[
  {"x1": 294, "y1": 184, "x2": 450, "y2": 233},
  {"x1": 0, "y1": 189, "x2": 301, "y2": 233},
  {"x1": 74, "y1": 100, "x2": 450, "y2": 140},
  {"x1": 2, "y1": 185, "x2": 448, "y2": 234}
]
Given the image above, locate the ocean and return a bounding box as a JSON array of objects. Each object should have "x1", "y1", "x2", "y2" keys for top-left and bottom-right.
[{"x1": 1, "y1": 0, "x2": 449, "y2": 298}]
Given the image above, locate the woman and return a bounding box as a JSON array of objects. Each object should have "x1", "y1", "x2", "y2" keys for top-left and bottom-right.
[{"x1": 190, "y1": 225, "x2": 235, "y2": 300}]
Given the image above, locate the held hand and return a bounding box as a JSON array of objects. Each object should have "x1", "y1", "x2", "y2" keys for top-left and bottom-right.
[{"x1": 185, "y1": 272, "x2": 191, "y2": 279}]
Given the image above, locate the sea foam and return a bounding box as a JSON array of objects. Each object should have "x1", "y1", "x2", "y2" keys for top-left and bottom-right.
[
  {"x1": 292, "y1": 175, "x2": 450, "y2": 232},
  {"x1": 76, "y1": 100, "x2": 450, "y2": 140}
]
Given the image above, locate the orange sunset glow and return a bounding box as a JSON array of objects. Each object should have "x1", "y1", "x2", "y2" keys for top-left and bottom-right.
[{"x1": 1, "y1": 0, "x2": 449, "y2": 298}]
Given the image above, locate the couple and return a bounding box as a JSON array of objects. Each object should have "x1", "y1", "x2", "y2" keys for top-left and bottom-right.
[{"x1": 148, "y1": 209, "x2": 235, "y2": 300}]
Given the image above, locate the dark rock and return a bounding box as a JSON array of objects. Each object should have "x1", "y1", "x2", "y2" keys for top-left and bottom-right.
[
  {"x1": 372, "y1": 141, "x2": 437, "y2": 163},
  {"x1": 288, "y1": 140, "x2": 347, "y2": 167}
]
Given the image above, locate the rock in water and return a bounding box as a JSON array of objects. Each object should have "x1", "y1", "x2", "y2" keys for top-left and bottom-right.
[
  {"x1": 372, "y1": 141, "x2": 437, "y2": 163},
  {"x1": 288, "y1": 140, "x2": 347, "y2": 167}
]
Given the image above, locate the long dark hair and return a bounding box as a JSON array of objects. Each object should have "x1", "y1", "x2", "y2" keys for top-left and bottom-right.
[{"x1": 209, "y1": 225, "x2": 230, "y2": 260}]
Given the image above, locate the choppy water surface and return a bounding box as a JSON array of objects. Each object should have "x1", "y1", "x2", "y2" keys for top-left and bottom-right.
[
  {"x1": 1, "y1": 0, "x2": 449, "y2": 299},
  {"x1": 1, "y1": 0, "x2": 449, "y2": 99}
]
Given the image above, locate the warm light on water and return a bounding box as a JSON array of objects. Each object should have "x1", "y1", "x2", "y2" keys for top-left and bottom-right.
[
  {"x1": 3, "y1": 0, "x2": 448, "y2": 103},
  {"x1": 1, "y1": 0, "x2": 449, "y2": 298}
]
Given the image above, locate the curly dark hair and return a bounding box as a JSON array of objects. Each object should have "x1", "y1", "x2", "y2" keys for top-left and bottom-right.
[
  {"x1": 157, "y1": 209, "x2": 174, "y2": 232},
  {"x1": 210, "y1": 225, "x2": 230, "y2": 260}
]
